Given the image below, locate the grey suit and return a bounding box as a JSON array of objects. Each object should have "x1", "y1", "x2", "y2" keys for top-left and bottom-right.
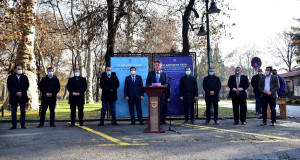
[
  {"x1": 258, "y1": 75, "x2": 279, "y2": 123},
  {"x1": 258, "y1": 75, "x2": 279, "y2": 98}
]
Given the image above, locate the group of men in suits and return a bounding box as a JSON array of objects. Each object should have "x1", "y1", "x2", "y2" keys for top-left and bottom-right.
[
  {"x1": 228, "y1": 66, "x2": 280, "y2": 126},
  {"x1": 7, "y1": 65, "x2": 87, "y2": 129},
  {"x1": 6, "y1": 62, "x2": 280, "y2": 130}
]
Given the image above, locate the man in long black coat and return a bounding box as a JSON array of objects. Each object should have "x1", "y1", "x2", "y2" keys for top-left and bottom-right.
[
  {"x1": 179, "y1": 67, "x2": 198, "y2": 124},
  {"x1": 227, "y1": 67, "x2": 249, "y2": 125},
  {"x1": 98, "y1": 67, "x2": 120, "y2": 126},
  {"x1": 146, "y1": 60, "x2": 170, "y2": 124},
  {"x1": 251, "y1": 68, "x2": 263, "y2": 114},
  {"x1": 7, "y1": 65, "x2": 29, "y2": 130},
  {"x1": 203, "y1": 68, "x2": 221, "y2": 124},
  {"x1": 67, "y1": 68, "x2": 87, "y2": 126},
  {"x1": 38, "y1": 67, "x2": 60, "y2": 128}
]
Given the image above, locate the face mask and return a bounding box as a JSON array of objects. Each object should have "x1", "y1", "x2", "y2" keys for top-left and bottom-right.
[
  {"x1": 74, "y1": 72, "x2": 80, "y2": 77},
  {"x1": 130, "y1": 71, "x2": 136, "y2": 75},
  {"x1": 265, "y1": 71, "x2": 270, "y2": 75},
  {"x1": 209, "y1": 72, "x2": 214, "y2": 76},
  {"x1": 185, "y1": 71, "x2": 191, "y2": 75},
  {"x1": 235, "y1": 70, "x2": 240, "y2": 75},
  {"x1": 258, "y1": 72, "x2": 263, "y2": 75},
  {"x1": 48, "y1": 72, "x2": 53, "y2": 77},
  {"x1": 272, "y1": 72, "x2": 277, "y2": 75},
  {"x1": 17, "y1": 70, "x2": 22, "y2": 75},
  {"x1": 107, "y1": 71, "x2": 111, "y2": 75}
]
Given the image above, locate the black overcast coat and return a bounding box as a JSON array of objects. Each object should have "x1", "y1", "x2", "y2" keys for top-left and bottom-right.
[
  {"x1": 203, "y1": 75, "x2": 221, "y2": 102},
  {"x1": 100, "y1": 72, "x2": 120, "y2": 102},
  {"x1": 39, "y1": 76, "x2": 60, "y2": 101},
  {"x1": 7, "y1": 73, "x2": 29, "y2": 105},
  {"x1": 179, "y1": 75, "x2": 198, "y2": 103},
  {"x1": 67, "y1": 76, "x2": 87, "y2": 105}
]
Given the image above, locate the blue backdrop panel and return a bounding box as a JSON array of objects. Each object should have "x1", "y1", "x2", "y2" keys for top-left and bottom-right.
[
  {"x1": 156, "y1": 56, "x2": 193, "y2": 115},
  {"x1": 111, "y1": 57, "x2": 149, "y2": 117}
]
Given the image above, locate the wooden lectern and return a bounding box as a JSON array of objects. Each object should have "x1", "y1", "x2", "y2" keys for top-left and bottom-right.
[{"x1": 142, "y1": 86, "x2": 167, "y2": 133}]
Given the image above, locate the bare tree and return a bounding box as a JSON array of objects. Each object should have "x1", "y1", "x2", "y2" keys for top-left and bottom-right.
[{"x1": 268, "y1": 32, "x2": 298, "y2": 72}]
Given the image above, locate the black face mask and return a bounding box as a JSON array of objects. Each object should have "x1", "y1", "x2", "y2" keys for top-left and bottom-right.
[{"x1": 272, "y1": 73, "x2": 277, "y2": 75}]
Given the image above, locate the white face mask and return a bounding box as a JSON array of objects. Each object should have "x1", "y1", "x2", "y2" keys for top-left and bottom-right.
[
  {"x1": 130, "y1": 71, "x2": 136, "y2": 75},
  {"x1": 258, "y1": 72, "x2": 263, "y2": 75},
  {"x1": 74, "y1": 72, "x2": 80, "y2": 77},
  {"x1": 48, "y1": 72, "x2": 54, "y2": 77},
  {"x1": 17, "y1": 70, "x2": 22, "y2": 75},
  {"x1": 186, "y1": 71, "x2": 191, "y2": 75},
  {"x1": 265, "y1": 71, "x2": 270, "y2": 75}
]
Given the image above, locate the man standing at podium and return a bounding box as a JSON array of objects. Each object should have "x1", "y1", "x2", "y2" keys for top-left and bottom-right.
[
  {"x1": 146, "y1": 60, "x2": 170, "y2": 124},
  {"x1": 124, "y1": 67, "x2": 144, "y2": 125}
]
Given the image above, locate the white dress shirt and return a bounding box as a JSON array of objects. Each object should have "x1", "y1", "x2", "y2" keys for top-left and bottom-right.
[{"x1": 264, "y1": 76, "x2": 271, "y2": 92}]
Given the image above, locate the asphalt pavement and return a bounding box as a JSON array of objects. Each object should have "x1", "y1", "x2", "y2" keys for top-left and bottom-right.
[{"x1": 1, "y1": 119, "x2": 300, "y2": 160}]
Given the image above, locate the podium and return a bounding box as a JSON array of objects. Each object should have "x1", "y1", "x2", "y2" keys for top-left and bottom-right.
[{"x1": 142, "y1": 86, "x2": 167, "y2": 133}]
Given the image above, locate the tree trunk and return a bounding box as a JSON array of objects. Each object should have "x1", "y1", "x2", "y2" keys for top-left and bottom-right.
[
  {"x1": 182, "y1": 0, "x2": 195, "y2": 54},
  {"x1": 15, "y1": 0, "x2": 39, "y2": 110},
  {"x1": 86, "y1": 44, "x2": 94, "y2": 104},
  {"x1": 105, "y1": 0, "x2": 127, "y2": 67}
]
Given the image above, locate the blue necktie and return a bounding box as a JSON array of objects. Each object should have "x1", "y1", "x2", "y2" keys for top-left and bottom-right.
[{"x1": 156, "y1": 72, "x2": 159, "y2": 83}]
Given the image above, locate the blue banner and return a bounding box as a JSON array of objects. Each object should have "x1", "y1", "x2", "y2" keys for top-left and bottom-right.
[
  {"x1": 156, "y1": 56, "x2": 193, "y2": 115},
  {"x1": 111, "y1": 57, "x2": 149, "y2": 117}
]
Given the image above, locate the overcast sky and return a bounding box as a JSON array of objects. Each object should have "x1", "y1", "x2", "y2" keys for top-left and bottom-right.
[{"x1": 218, "y1": 0, "x2": 300, "y2": 54}]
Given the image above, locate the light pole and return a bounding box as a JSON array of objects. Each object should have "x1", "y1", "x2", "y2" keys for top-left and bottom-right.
[{"x1": 198, "y1": 0, "x2": 221, "y2": 69}]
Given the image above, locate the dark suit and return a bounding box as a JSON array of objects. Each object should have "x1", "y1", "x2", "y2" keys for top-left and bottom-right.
[
  {"x1": 227, "y1": 75, "x2": 249, "y2": 123},
  {"x1": 67, "y1": 76, "x2": 87, "y2": 125},
  {"x1": 179, "y1": 75, "x2": 198, "y2": 122},
  {"x1": 203, "y1": 75, "x2": 221, "y2": 122},
  {"x1": 258, "y1": 75, "x2": 279, "y2": 123},
  {"x1": 39, "y1": 76, "x2": 60, "y2": 126},
  {"x1": 251, "y1": 74, "x2": 262, "y2": 114},
  {"x1": 146, "y1": 71, "x2": 170, "y2": 123},
  {"x1": 100, "y1": 72, "x2": 120, "y2": 123},
  {"x1": 124, "y1": 75, "x2": 144, "y2": 123},
  {"x1": 7, "y1": 73, "x2": 29, "y2": 127}
]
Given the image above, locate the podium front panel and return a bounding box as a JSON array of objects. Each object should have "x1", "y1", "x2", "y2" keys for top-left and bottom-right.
[{"x1": 150, "y1": 96, "x2": 159, "y2": 131}]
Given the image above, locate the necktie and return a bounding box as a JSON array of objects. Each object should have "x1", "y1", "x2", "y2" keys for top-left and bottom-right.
[
  {"x1": 156, "y1": 72, "x2": 159, "y2": 83},
  {"x1": 236, "y1": 76, "x2": 240, "y2": 88},
  {"x1": 132, "y1": 76, "x2": 135, "y2": 83}
]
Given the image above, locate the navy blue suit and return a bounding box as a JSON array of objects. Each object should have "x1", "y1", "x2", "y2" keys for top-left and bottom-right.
[
  {"x1": 124, "y1": 75, "x2": 144, "y2": 123},
  {"x1": 146, "y1": 71, "x2": 170, "y2": 123},
  {"x1": 7, "y1": 73, "x2": 29, "y2": 127}
]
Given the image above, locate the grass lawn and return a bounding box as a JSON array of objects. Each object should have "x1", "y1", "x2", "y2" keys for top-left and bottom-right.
[
  {"x1": 0, "y1": 100, "x2": 102, "y2": 120},
  {"x1": 0, "y1": 100, "x2": 256, "y2": 121},
  {"x1": 197, "y1": 105, "x2": 256, "y2": 117}
]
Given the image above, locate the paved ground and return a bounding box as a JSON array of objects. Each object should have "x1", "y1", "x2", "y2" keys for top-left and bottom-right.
[{"x1": 1, "y1": 118, "x2": 300, "y2": 160}]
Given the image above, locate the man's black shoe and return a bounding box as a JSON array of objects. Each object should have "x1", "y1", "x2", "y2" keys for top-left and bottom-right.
[
  {"x1": 130, "y1": 122, "x2": 135, "y2": 125},
  {"x1": 112, "y1": 122, "x2": 118, "y2": 126},
  {"x1": 233, "y1": 122, "x2": 239, "y2": 125},
  {"x1": 10, "y1": 126, "x2": 16, "y2": 130},
  {"x1": 97, "y1": 122, "x2": 104, "y2": 126},
  {"x1": 50, "y1": 124, "x2": 56, "y2": 127},
  {"x1": 69, "y1": 124, "x2": 75, "y2": 127},
  {"x1": 241, "y1": 122, "x2": 246, "y2": 125},
  {"x1": 140, "y1": 122, "x2": 144, "y2": 125},
  {"x1": 261, "y1": 122, "x2": 267, "y2": 126},
  {"x1": 79, "y1": 123, "x2": 84, "y2": 126},
  {"x1": 162, "y1": 121, "x2": 167, "y2": 124},
  {"x1": 215, "y1": 121, "x2": 219, "y2": 125},
  {"x1": 37, "y1": 125, "x2": 44, "y2": 128},
  {"x1": 21, "y1": 126, "x2": 27, "y2": 129},
  {"x1": 271, "y1": 122, "x2": 275, "y2": 126}
]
